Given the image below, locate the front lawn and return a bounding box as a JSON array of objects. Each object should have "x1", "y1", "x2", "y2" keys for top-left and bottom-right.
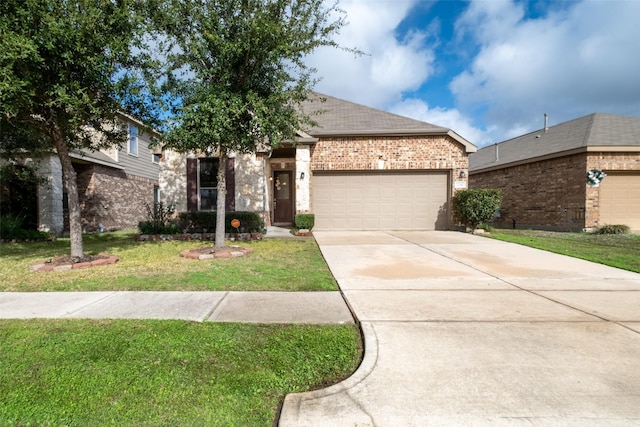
[
  {"x1": 0, "y1": 319, "x2": 361, "y2": 426},
  {"x1": 486, "y1": 229, "x2": 640, "y2": 273},
  {"x1": 0, "y1": 232, "x2": 337, "y2": 291}
]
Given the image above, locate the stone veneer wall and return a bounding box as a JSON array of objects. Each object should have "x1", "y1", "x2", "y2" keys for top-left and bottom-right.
[
  {"x1": 470, "y1": 151, "x2": 640, "y2": 231},
  {"x1": 235, "y1": 152, "x2": 266, "y2": 213},
  {"x1": 159, "y1": 149, "x2": 188, "y2": 212},
  {"x1": 295, "y1": 145, "x2": 311, "y2": 213},
  {"x1": 78, "y1": 164, "x2": 157, "y2": 231},
  {"x1": 36, "y1": 155, "x2": 65, "y2": 236}
]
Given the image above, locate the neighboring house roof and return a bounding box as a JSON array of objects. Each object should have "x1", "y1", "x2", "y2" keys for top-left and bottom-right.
[
  {"x1": 470, "y1": 113, "x2": 640, "y2": 173},
  {"x1": 300, "y1": 92, "x2": 476, "y2": 153},
  {"x1": 70, "y1": 150, "x2": 124, "y2": 170}
]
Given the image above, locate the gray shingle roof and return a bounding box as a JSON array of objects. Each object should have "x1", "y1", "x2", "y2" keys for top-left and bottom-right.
[
  {"x1": 470, "y1": 113, "x2": 640, "y2": 172},
  {"x1": 299, "y1": 92, "x2": 476, "y2": 152},
  {"x1": 71, "y1": 150, "x2": 123, "y2": 169}
]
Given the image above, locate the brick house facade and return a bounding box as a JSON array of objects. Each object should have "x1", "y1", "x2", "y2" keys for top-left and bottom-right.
[
  {"x1": 27, "y1": 114, "x2": 161, "y2": 236},
  {"x1": 309, "y1": 135, "x2": 468, "y2": 174},
  {"x1": 469, "y1": 113, "x2": 640, "y2": 231},
  {"x1": 75, "y1": 163, "x2": 158, "y2": 232},
  {"x1": 160, "y1": 93, "x2": 476, "y2": 230}
]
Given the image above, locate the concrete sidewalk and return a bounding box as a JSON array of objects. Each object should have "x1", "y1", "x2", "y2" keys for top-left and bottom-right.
[
  {"x1": 0, "y1": 291, "x2": 355, "y2": 324},
  {"x1": 280, "y1": 231, "x2": 640, "y2": 426}
]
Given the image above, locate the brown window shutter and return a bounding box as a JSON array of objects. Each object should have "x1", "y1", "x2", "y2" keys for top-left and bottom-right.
[
  {"x1": 226, "y1": 157, "x2": 235, "y2": 211},
  {"x1": 186, "y1": 158, "x2": 198, "y2": 212}
]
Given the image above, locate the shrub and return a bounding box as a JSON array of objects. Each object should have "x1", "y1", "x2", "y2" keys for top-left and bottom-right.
[
  {"x1": 594, "y1": 224, "x2": 630, "y2": 235},
  {"x1": 177, "y1": 211, "x2": 264, "y2": 233},
  {"x1": 138, "y1": 202, "x2": 179, "y2": 234},
  {"x1": 295, "y1": 214, "x2": 315, "y2": 230},
  {"x1": 452, "y1": 189, "x2": 503, "y2": 231},
  {"x1": 477, "y1": 223, "x2": 495, "y2": 232},
  {"x1": 0, "y1": 214, "x2": 52, "y2": 241}
]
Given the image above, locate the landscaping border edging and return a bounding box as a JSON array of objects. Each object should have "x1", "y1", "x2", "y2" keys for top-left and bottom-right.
[
  {"x1": 180, "y1": 246, "x2": 254, "y2": 260},
  {"x1": 135, "y1": 233, "x2": 263, "y2": 242}
]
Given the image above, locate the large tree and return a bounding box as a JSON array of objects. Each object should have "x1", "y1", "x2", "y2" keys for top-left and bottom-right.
[
  {"x1": 0, "y1": 0, "x2": 160, "y2": 258},
  {"x1": 159, "y1": 0, "x2": 351, "y2": 247}
]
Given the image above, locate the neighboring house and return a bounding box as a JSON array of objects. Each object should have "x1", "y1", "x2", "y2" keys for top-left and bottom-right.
[
  {"x1": 469, "y1": 113, "x2": 640, "y2": 231},
  {"x1": 10, "y1": 114, "x2": 162, "y2": 236},
  {"x1": 160, "y1": 93, "x2": 476, "y2": 231}
]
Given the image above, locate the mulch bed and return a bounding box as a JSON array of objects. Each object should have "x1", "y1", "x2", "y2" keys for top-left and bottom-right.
[{"x1": 31, "y1": 254, "x2": 119, "y2": 272}]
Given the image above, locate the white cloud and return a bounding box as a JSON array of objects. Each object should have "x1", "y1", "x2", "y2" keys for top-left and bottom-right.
[
  {"x1": 306, "y1": 0, "x2": 640, "y2": 148},
  {"x1": 451, "y1": 0, "x2": 640, "y2": 139},
  {"x1": 308, "y1": 0, "x2": 435, "y2": 108},
  {"x1": 390, "y1": 98, "x2": 490, "y2": 147}
]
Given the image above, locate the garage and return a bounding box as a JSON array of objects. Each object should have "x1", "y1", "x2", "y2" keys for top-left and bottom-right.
[
  {"x1": 599, "y1": 172, "x2": 640, "y2": 230},
  {"x1": 312, "y1": 171, "x2": 450, "y2": 230}
]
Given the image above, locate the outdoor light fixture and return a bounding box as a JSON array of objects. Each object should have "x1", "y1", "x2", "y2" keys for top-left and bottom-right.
[
  {"x1": 459, "y1": 171, "x2": 466, "y2": 179},
  {"x1": 300, "y1": 172, "x2": 305, "y2": 179}
]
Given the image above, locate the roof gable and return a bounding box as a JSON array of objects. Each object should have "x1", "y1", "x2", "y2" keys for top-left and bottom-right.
[
  {"x1": 470, "y1": 113, "x2": 640, "y2": 172},
  {"x1": 300, "y1": 92, "x2": 476, "y2": 153}
]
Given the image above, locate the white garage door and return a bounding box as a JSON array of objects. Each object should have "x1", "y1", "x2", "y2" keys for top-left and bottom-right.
[
  {"x1": 599, "y1": 172, "x2": 640, "y2": 230},
  {"x1": 312, "y1": 171, "x2": 450, "y2": 230}
]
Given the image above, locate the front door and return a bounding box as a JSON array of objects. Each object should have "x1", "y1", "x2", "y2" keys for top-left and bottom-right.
[{"x1": 273, "y1": 171, "x2": 294, "y2": 223}]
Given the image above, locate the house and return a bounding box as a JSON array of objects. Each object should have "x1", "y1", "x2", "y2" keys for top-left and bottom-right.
[
  {"x1": 469, "y1": 113, "x2": 640, "y2": 231},
  {"x1": 4, "y1": 114, "x2": 162, "y2": 236},
  {"x1": 160, "y1": 93, "x2": 476, "y2": 231}
]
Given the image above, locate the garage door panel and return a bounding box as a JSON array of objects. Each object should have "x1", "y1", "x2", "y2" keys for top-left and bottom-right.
[
  {"x1": 312, "y1": 171, "x2": 449, "y2": 231},
  {"x1": 599, "y1": 173, "x2": 640, "y2": 230}
]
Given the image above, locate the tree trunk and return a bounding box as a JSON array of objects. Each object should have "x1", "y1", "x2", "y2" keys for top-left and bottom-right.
[
  {"x1": 215, "y1": 146, "x2": 228, "y2": 248},
  {"x1": 51, "y1": 131, "x2": 84, "y2": 259}
]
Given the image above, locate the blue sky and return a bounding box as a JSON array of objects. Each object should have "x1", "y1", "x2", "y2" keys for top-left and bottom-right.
[{"x1": 307, "y1": 0, "x2": 640, "y2": 147}]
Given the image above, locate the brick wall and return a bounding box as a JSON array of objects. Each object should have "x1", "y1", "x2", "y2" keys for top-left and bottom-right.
[
  {"x1": 309, "y1": 135, "x2": 468, "y2": 177},
  {"x1": 470, "y1": 151, "x2": 640, "y2": 230},
  {"x1": 470, "y1": 153, "x2": 588, "y2": 230},
  {"x1": 78, "y1": 164, "x2": 157, "y2": 231}
]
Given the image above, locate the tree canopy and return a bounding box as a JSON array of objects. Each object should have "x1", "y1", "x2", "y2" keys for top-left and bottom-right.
[
  {"x1": 0, "y1": 0, "x2": 160, "y2": 257},
  {"x1": 158, "y1": 0, "x2": 351, "y2": 245},
  {"x1": 1, "y1": 0, "x2": 351, "y2": 252}
]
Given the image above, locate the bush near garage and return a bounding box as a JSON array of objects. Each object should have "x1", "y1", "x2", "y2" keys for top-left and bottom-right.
[
  {"x1": 452, "y1": 189, "x2": 503, "y2": 231},
  {"x1": 295, "y1": 214, "x2": 315, "y2": 230}
]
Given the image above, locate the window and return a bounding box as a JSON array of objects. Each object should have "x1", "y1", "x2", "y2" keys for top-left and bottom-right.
[
  {"x1": 199, "y1": 158, "x2": 219, "y2": 210},
  {"x1": 128, "y1": 124, "x2": 138, "y2": 156},
  {"x1": 153, "y1": 185, "x2": 160, "y2": 204},
  {"x1": 152, "y1": 153, "x2": 161, "y2": 164}
]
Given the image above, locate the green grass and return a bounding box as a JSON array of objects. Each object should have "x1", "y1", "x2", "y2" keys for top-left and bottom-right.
[
  {"x1": 486, "y1": 229, "x2": 640, "y2": 273},
  {"x1": 0, "y1": 319, "x2": 361, "y2": 426},
  {"x1": 0, "y1": 232, "x2": 338, "y2": 291}
]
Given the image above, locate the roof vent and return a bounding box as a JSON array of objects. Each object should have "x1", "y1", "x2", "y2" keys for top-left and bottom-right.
[{"x1": 544, "y1": 113, "x2": 549, "y2": 133}]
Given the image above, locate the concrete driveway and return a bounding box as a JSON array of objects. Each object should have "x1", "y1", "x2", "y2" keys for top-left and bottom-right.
[{"x1": 280, "y1": 231, "x2": 640, "y2": 426}]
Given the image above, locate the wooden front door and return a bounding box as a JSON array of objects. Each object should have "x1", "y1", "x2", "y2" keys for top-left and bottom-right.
[{"x1": 273, "y1": 171, "x2": 294, "y2": 223}]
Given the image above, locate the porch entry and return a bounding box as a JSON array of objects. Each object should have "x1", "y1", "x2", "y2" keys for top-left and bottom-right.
[{"x1": 273, "y1": 170, "x2": 294, "y2": 223}]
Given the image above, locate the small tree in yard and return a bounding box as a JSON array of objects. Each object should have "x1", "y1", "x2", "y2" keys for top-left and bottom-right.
[
  {"x1": 452, "y1": 189, "x2": 503, "y2": 231},
  {"x1": 157, "y1": 0, "x2": 353, "y2": 248}
]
